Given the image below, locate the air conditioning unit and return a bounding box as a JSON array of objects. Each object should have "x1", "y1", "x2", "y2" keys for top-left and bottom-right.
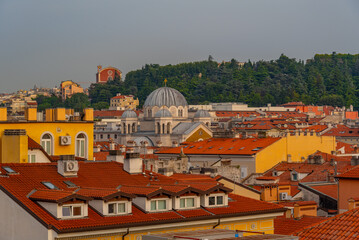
[
  {"x1": 64, "y1": 160, "x2": 79, "y2": 172},
  {"x1": 60, "y1": 136, "x2": 71, "y2": 146},
  {"x1": 279, "y1": 192, "x2": 288, "y2": 200}
]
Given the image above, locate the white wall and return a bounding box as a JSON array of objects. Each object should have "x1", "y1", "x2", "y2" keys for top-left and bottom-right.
[
  {"x1": 0, "y1": 190, "x2": 49, "y2": 240},
  {"x1": 28, "y1": 149, "x2": 51, "y2": 163}
]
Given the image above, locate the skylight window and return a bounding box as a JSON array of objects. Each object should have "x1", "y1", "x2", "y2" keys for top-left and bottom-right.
[
  {"x1": 208, "y1": 146, "x2": 214, "y2": 149},
  {"x1": 198, "y1": 146, "x2": 203, "y2": 149},
  {"x1": 252, "y1": 147, "x2": 263, "y2": 151},
  {"x1": 228, "y1": 147, "x2": 234, "y2": 150},
  {"x1": 218, "y1": 147, "x2": 223, "y2": 150},
  {"x1": 239, "y1": 147, "x2": 245, "y2": 150},
  {"x1": 63, "y1": 181, "x2": 77, "y2": 188},
  {"x1": 42, "y1": 182, "x2": 59, "y2": 190},
  {"x1": 2, "y1": 166, "x2": 16, "y2": 174},
  {"x1": 189, "y1": 146, "x2": 195, "y2": 148}
]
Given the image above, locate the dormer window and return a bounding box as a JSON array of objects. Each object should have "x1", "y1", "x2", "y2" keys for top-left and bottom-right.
[
  {"x1": 180, "y1": 197, "x2": 195, "y2": 208},
  {"x1": 209, "y1": 195, "x2": 224, "y2": 206},
  {"x1": 108, "y1": 202, "x2": 127, "y2": 214},
  {"x1": 150, "y1": 199, "x2": 167, "y2": 211},
  {"x1": 62, "y1": 204, "x2": 83, "y2": 218}
]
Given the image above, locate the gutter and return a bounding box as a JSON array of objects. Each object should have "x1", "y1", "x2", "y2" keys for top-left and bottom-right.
[
  {"x1": 122, "y1": 228, "x2": 129, "y2": 240},
  {"x1": 212, "y1": 218, "x2": 220, "y2": 229}
]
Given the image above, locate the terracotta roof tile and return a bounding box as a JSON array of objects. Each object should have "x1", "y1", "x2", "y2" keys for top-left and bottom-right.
[
  {"x1": 295, "y1": 208, "x2": 359, "y2": 239},
  {"x1": 274, "y1": 215, "x2": 327, "y2": 235},
  {"x1": 157, "y1": 137, "x2": 281, "y2": 155},
  {"x1": 0, "y1": 162, "x2": 285, "y2": 233},
  {"x1": 309, "y1": 184, "x2": 338, "y2": 199}
]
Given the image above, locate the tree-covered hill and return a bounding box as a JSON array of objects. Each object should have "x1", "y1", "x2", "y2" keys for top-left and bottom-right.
[{"x1": 89, "y1": 53, "x2": 359, "y2": 108}]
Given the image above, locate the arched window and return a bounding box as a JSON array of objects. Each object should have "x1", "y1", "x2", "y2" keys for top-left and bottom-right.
[
  {"x1": 178, "y1": 109, "x2": 183, "y2": 117},
  {"x1": 41, "y1": 133, "x2": 53, "y2": 155},
  {"x1": 162, "y1": 124, "x2": 165, "y2": 134},
  {"x1": 132, "y1": 123, "x2": 136, "y2": 133},
  {"x1": 75, "y1": 133, "x2": 87, "y2": 158},
  {"x1": 128, "y1": 124, "x2": 131, "y2": 134},
  {"x1": 123, "y1": 123, "x2": 126, "y2": 134}
]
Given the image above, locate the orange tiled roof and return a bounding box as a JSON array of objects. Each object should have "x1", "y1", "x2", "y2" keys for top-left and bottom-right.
[
  {"x1": 323, "y1": 125, "x2": 359, "y2": 137},
  {"x1": 274, "y1": 215, "x2": 327, "y2": 235},
  {"x1": 0, "y1": 162, "x2": 285, "y2": 233},
  {"x1": 303, "y1": 125, "x2": 329, "y2": 133},
  {"x1": 28, "y1": 189, "x2": 91, "y2": 203},
  {"x1": 337, "y1": 165, "x2": 359, "y2": 179},
  {"x1": 336, "y1": 141, "x2": 356, "y2": 153},
  {"x1": 279, "y1": 201, "x2": 317, "y2": 207},
  {"x1": 157, "y1": 137, "x2": 281, "y2": 155},
  {"x1": 309, "y1": 184, "x2": 338, "y2": 199},
  {"x1": 28, "y1": 136, "x2": 43, "y2": 150},
  {"x1": 295, "y1": 208, "x2": 359, "y2": 239},
  {"x1": 94, "y1": 110, "x2": 141, "y2": 118}
]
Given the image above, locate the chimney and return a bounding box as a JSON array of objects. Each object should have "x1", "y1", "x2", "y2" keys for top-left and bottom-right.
[
  {"x1": 25, "y1": 107, "x2": 37, "y2": 121},
  {"x1": 107, "y1": 150, "x2": 124, "y2": 163},
  {"x1": 348, "y1": 198, "x2": 358, "y2": 211},
  {"x1": 293, "y1": 203, "x2": 300, "y2": 219},
  {"x1": 83, "y1": 108, "x2": 94, "y2": 121},
  {"x1": 45, "y1": 108, "x2": 54, "y2": 122},
  {"x1": 124, "y1": 152, "x2": 143, "y2": 174},
  {"x1": 1, "y1": 129, "x2": 28, "y2": 163},
  {"x1": 0, "y1": 107, "x2": 7, "y2": 121},
  {"x1": 287, "y1": 154, "x2": 292, "y2": 163},
  {"x1": 57, "y1": 155, "x2": 79, "y2": 177},
  {"x1": 55, "y1": 108, "x2": 66, "y2": 121},
  {"x1": 93, "y1": 145, "x2": 101, "y2": 153}
]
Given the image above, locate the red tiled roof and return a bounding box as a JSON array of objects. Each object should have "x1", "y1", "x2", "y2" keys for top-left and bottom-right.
[
  {"x1": 93, "y1": 151, "x2": 110, "y2": 161},
  {"x1": 279, "y1": 201, "x2": 317, "y2": 207},
  {"x1": 111, "y1": 95, "x2": 134, "y2": 99},
  {"x1": 337, "y1": 165, "x2": 359, "y2": 179},
  {"x1": 303, "y1": 125, "x2": 329, "y2": 133},
  {"x1": 28, "y1": 136, "x2": 43, "y2": 150},
  {"x1": 0, "y1": 162, "x2": 285, "y2": 233},
  {"x1": 274, "y1": 215, "x2": 326, "y2": 235},
  {"x1": 157, "y1": 137, "x2": 281, "y2": 155},
  {"x1": 309, "y1": 184, "x2": 338, "y2": 199},
  {"x1": 295, "y1": 208, "x2": 359, "y2": 239},
  {"x1": 323, "y1": 125, "x2": 359, "y2": 137},
  {"x1": 336, "y1": 141, "x2": 356, "y2": 153},
  {"x1": 29, "y1": 189, "x2": 77, "y2": 202},
  {"x1": 93, "y1": 110, "x2": 141, "y2": 118}
]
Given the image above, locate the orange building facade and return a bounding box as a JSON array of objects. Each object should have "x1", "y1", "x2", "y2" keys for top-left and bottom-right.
[{"x1": 96, "y1": 65, "x2": 122, "y2": 83}]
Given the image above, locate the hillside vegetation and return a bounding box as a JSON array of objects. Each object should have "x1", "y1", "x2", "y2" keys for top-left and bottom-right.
[{"x1": 89, "y1": 53, "x2": 359, "y2": 108}]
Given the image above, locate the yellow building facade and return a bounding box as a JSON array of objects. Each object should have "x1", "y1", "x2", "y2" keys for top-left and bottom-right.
[
  {"x1": 0, "y1": 107, "x2": 94, "y2": 162},
  {"x1": 255, "y1": 133, "x2": 336, "y2": 173},
  {"x1": 55, "y1": 215, "x2": 279, "y2": 240}
]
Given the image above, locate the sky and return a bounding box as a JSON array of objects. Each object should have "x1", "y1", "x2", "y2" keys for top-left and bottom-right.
[{"x1": 0, "y1": 0, "x2": 359, "y2": 92}]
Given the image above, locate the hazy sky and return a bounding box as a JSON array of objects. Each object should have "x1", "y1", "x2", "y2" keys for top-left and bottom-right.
[{"x1": 1, "y1": 0, "x2": 359, "y2": 92}]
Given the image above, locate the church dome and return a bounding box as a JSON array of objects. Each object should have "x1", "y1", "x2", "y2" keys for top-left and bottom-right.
[
  {"x1": 121, "y1": 109, "x2": 137, "y2": 119},
  {"x1": 155, "y1": 109, "x2": 173, "y2": 118},
  {"x1": 194, "y1": 109, "x2": 211, "y2": 118},
  {"x1": 143, "y1": 87, "x2": 188, "y2": 108}
]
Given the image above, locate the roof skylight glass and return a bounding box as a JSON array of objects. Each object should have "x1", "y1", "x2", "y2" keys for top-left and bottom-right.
[
  {"x1": 2, "y1": 166, "x2": 16, "y2": 174},
  {"x1": 42, "y1": 182, "x2": 59, "y2": 190}
]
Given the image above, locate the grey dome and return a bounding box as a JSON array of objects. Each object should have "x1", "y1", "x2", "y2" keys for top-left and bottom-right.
[
  {"x1": 144, "y1": 87, "x2": 188, "y2": 107},
  {"x1": 121, "y1": 110, "x2": 137, "y2": 119},
  {"x1": 194, "y1": 109, "x2": 211, "y2": 118},
  {"x1": 155, "y1": 109, "x2": 172, "y2": 118}
]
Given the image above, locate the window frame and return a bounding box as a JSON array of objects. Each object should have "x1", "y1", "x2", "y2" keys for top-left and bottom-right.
[
  {"x1": 179, "y1": 196, "x2": 196, "y2": 209},
  {"x1": 75, "y1": 132, "x2": 88, "y2": 159},
  {"x1": 207, "y1": 194, "x2": 225, "y2": 207},
  {"x1": 61, "y1": 204, "x2": 83, "y2": 218},
  {"x1": 107, "y1": 201, "x2": 128, "y2": 215},
  {"x1": 40, "y1": 132, "x2": 54, "y2": 155},
  {"x1": 149, "y1": 199, "x2": 168, "y2": 212}
]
